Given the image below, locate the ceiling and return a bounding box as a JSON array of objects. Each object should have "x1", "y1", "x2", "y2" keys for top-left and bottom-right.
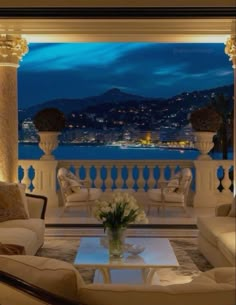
[{"x1": 0, "y1": 1, "x2": 235, "y2": 43}]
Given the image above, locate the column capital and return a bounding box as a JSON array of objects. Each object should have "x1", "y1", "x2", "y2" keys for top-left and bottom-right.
[
  {"x1": 0, "y1": 34, "x2": 28, "y2": 67},
  {"x1": 225, "y1": 35, "x2": 236, "y2": 69}
]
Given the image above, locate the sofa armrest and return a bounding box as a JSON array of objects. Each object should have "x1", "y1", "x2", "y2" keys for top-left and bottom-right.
[
  {"x1": 215, "y1": 204, "x2": 232, "y2": 216},
  {"x1": 0, "y1": 270, "x2": 79, "y2": 305},
  {"x1": 26, "y1": 194, "x2": 47, "y2": 219}
]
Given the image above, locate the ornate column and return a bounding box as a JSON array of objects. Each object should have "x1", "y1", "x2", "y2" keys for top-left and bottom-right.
[
  {"x1": 0, "y1": 34, "x2": 28, "y2": 182},
  {"x1": 225, "y1": 34, "x2": 236, "y2": 196}
]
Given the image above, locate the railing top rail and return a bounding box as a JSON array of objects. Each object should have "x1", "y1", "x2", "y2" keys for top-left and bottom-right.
[{"x1": 58, "y1": 159, "x2": 195, "y2": 165}]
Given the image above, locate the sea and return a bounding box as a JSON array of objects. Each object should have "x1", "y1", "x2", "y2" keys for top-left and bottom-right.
[{"x1": 18, "y1": 143, "x2": 232, "y2": 160}]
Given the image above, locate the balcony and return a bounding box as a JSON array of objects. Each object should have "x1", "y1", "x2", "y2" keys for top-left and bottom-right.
[{"x1": 18, "y1": 158, "x2": 234, "y2": 231}]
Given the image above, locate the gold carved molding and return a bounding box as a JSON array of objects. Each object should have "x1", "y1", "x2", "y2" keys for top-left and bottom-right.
[
  {"x1": 0, "y1": 34, "x2": 28, "y2": 67},
  {"x1": 225, "y1": 36, "x2": 236, "y2": 69}
]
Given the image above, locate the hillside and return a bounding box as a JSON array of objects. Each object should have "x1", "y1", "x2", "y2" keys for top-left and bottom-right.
[{"x1": 19, "y1": 84, "x2": 233, "y2": 125}]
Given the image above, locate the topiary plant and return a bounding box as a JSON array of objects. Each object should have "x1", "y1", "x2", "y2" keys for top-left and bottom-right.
[
  {"x1": 33, "y1": 108, "x2": 66, "y2": 132},
  {"x1": 189, "y1": 106, "x2": 222, "y2": 132}
]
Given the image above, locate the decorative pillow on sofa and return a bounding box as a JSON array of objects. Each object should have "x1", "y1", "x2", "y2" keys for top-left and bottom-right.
[
  {"x1": 228, "y1": 196, "x2": 236, "y2": 217},
  {"x1": 0, "y1": 181, "x2": 29, "y2": 222}
]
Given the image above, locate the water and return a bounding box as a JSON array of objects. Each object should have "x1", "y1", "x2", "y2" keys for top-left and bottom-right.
[{"x1": 18, "y1": 143, "x2": 232, "y2": 160}]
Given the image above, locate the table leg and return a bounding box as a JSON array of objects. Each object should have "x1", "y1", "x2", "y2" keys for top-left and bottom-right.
[
  {"x1": 98, "y1": 267, "x2": 111, "y2": 283},
  {"x1": 144, "y1": 268, "x2": 156, "y2": 284}
]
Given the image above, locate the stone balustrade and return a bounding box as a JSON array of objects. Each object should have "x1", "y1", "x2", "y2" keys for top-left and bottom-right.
[{"x1": 18, "y1": 159, "x2": 234, "y2": 208}]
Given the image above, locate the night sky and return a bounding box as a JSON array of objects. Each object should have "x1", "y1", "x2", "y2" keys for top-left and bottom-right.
[{"x1": 18, "y1": 42, "x2": 233, "y2": 109}]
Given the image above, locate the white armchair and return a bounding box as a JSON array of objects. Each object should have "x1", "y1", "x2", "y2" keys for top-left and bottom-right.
[
  {"x1": 57, "y1": 168, "x2": 102, "y2": 216},
  {"x1": 147, "y1": 168, "x2": 193, "y2": 215}
]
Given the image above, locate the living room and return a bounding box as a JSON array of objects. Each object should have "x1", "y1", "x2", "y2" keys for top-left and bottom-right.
[{"x1": 0, "y1": 1, "x2": 235, "y2": 304}]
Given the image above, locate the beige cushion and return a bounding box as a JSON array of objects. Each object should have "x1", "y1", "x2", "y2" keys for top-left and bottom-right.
[
  {"x1": 197, "y1": 216, "x2": 236, "y2": 247},
  {"x1": 164, "y1": 192, "x2": 185, "y2": 203},
  {"x1": 0, "y1": 181, "x2": 29, "y2": 222},
  {"x1": 217, "y1": 232, "x2": 236, "y2": 266},
  {"x1": 165, "y1": 178, "x2": 179, "y2": 193},
  {"x1": 78, "y1": 268, "x2": 236, "y2": 305},
  {"x1": 176, "y1": 176, "x2": 191, "y2": 194},
  {"x1": 228, "y1": 196, "x2": 236, "y2": 217},
  {"x1": 0, "y1": 218, "x2": 45, "y2": 246},
  {"x1": 0, "y1": 255, "x2": 85, "y2": 302},
  {"x1": 148, "y1": 189, "x2": 162, "y2": 202},
  {"x1": 67, "y1": 188, "x2": 102, "y2": 203},
  {"x1": 58, "y1": 176, "x2": 73, "y2": 196},
  {"x1": 0, "y1": 228, "x2": 38, "y2": 255},
  {"x1": 71, "y1": 185, "x2": 82, "y2": 192},
  {"x1": 148, "y1": 188, "x2": 184, "y2": 203}
]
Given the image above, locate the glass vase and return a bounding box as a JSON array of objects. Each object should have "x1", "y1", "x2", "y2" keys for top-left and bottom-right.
[{"x1": 107, "y1": 227, "x2": 126, "y2": 258}]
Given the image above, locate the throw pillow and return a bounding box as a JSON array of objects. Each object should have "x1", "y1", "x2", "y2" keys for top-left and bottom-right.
[
  {"x1": 66, "y1": 170, "x2": 82, "y2": 183},
  {"x1": 0, "y1": 181, "x2": 29, "y2": 222},
  {"x1": 59, "y1": 176, "x2": 73, "y2": 196},
  {"x1": 165, "y1": 178, "x2": 179, "y2": 193},
  {"x1": 71, "y1": 185, "x2": 82, "y2": 193},
  {"x1": 67, "y1": 178, "x2": 83, "y2": 192},
  {"x1": 175, "y1": 176, "x2": 191, "y2": 194},
  {"x1": 228, "y1": 196, "x2": 236, "y2": 217}
]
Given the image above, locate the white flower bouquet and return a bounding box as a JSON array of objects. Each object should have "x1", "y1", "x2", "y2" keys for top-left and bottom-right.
[{"x1": 94, "y1": 192, "x2": 148, "y2": 231}]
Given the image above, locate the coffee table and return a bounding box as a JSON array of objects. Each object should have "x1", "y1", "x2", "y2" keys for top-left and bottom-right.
[{"x1": 74, "y1": 237, "x2": 179, "y2": 284}]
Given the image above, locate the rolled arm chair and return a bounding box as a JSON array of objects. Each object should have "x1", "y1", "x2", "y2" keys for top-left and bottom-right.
[
  {"x1": 57, "y1": 167, "x2": 102, "y2": 216},
  {"x1": 147, "y1": 168, "x2": 193, "y2": 215}
]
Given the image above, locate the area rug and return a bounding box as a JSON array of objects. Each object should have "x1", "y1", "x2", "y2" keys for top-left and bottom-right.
[{"x1": 36, "y1": 237, "x2": 212, "y2": 285}]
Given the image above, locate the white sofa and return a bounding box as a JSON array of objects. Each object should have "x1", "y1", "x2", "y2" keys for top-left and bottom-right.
[
  {"x1": 0, "y1": 194, "x2": 47, "y2": 255},
  {"x1": 197, "y1": 202, "x2": 235, "y2": 267},
  {"x1": 0, "y1": 255, "x2": 235, "y2": 305}
]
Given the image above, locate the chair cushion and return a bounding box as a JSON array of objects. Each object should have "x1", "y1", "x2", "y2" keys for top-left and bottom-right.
[
  {"x1": 0, "y1": 182, "x2": 29, "y2": 222},
  {"x1": 197, "y1": 216, "x2": 236, "y2": 247},
  {"x1": 66, "y1": 188, "x2": 102, "y2": 202},
  {"x1": 78, "y1": 267, "x2": 236, "y2": 305},
  {"x1": 148, "y1": 188, "x2": 184, "y2": 203},
  {"x1": 164, "y1": 192, "x2": 185, "y2": 203},
  {"x1": 58, "y1": 168, "x2": 86, "y2": 196},
  {"x1": 0, "y1": 219, "x2": 45, "y2": 245},
  {"x1": 0, "y1": 228, "x2": 38, "y2": 255},
  {"x1": 147, "y1": 189, "x2": 162, "y2": 202},
  {"x1": 0, "y1": 255, "x2": 85, "y2": 302},
  {"x1": 228, "y1": 196, "x2": 236, "y2": 217},
  {"x1": 165, "y1": 178, "x2": 179, "y2": 193},
  {"x1": 58, "y1": 176, "x2": 73, "y2": 196},
  {"x1": 176, "y1": 176, "x2": 191, "y2": 194},
  {"x1": 217, "y1": 232, "x2": 236, "y2": 266}
]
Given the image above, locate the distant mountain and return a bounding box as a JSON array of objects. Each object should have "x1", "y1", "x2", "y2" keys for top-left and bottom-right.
[
  {"x1": 19, "y1": 88, "x2": 148, "y2": 121},
  {"x1": 19, "y1": 84, "x2": 233, "y2": 122}
]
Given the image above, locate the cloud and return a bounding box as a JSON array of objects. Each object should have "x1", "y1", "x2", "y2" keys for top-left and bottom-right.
[{"x1": 20, "y1": 42, "x2": 147, "y2": 71}]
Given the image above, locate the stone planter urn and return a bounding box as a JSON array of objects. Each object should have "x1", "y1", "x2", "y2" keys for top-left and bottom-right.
[
  {"x1": 190, "y1": 106, "x2": 222, "y2": 160},
  {"x1": 33, "y1": 107, "x2": 66, "y2": 160},
  {"x1": 38, "y1": 131, "x2": 61, "y2": 160},
  {"x1": 193, "y1": 131, "x2": 216, "y2": 160}
]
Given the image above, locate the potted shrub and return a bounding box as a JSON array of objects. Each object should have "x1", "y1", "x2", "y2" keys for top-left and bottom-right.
[
  {"x1": 33, "y1": 108, "x2": 66, "y2": 160},
  {"x1": 189, "y1": 106, "x2": 222, "y2": 160}
]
